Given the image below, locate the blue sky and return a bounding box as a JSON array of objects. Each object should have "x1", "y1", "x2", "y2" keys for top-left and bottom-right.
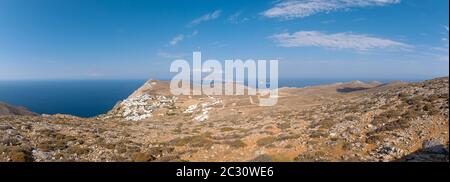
[{"x1": 0, "y1": 0, "x2": 448, "y2": 80}]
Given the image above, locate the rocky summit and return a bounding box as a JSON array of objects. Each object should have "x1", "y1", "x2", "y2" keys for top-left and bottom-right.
[{"x1": 0, "y1": 77, "x2": 448, "y2": 162}]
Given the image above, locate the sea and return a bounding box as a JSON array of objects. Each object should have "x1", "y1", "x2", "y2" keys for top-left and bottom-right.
[
  {"x1": 0, "y1": 80, "x2": 146, "y2": 118},
  {"x1": 0, "y1": 78, "x2": 422, "y2": 117}
]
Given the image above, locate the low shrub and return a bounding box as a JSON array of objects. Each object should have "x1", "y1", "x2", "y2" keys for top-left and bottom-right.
[
  {"x1": 256, "y1": 136, "x2": 276, "y2": 147},
  {"x1": 224, "y1": 140, "x2": 247, "y2": 148}
]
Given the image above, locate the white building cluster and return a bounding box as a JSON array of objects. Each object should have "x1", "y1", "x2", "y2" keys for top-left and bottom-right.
[{"x1": 119, "y1": 94, "x2": 176, "y2": 121}]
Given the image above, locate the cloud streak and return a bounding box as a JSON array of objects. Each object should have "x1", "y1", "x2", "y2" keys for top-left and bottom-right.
[
  {"x1": 169, "y1": 34, "x2": 184, "y2": 46},
  {"x1": 435, "y1": 25, "x2": 449, "y2": 61},
  {"x1": 270, "y1": 31, "x2": 411, "y2": 51},
  {"x1": 227, "y1": 11, "x2": 251, "y2": 24},
  {"x1": 169, "y1": 30, "x2": 198, "y2": 46},
  {"x1": 157, "y1": 50, "x2": 186, "y2": 59},
  {"x1": 263, "y1": 0, "x2": 400, "y2": 19},
  {"x1": 187, "y1": 10, "x2": 221, "y2": 27}
]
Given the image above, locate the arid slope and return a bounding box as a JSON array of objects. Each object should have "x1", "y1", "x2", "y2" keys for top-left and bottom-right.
[{"x1": 0, "y1": 78, "x2": 448, "y2": 162}]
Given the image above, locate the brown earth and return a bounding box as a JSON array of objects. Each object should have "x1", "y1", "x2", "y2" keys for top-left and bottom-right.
[
  {"x1": 0, "y1": 77, "x2": 448, "y2": 162},
  {"x1": 0, "y1": 102, "x2": 37, "y2": 117}
]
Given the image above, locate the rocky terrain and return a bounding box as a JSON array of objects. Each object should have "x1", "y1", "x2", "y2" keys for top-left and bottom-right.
[
  {"x1": 0, "y1": 78, "x2": 448, "y2": 162},
  {"x1": 0, "y1": 102, "x2": 37, "y2": 116}
]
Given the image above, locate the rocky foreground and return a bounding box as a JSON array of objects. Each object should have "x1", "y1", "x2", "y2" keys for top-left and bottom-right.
[{"x1": 0, "y1": 78, "x2": 448, "y2": 162}]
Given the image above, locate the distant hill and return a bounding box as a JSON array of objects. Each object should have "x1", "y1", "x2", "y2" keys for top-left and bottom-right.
[{"x1": 0, "y1": 102, "x2": 37, "y2": 116}]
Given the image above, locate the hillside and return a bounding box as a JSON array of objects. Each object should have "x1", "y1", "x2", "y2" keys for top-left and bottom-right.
[
  {"x1": 0, "y1": 102, "x2": 37, "y2": 116},
  {"x1": 0, "y1": 77, "x2": 448, "y2": 162}
]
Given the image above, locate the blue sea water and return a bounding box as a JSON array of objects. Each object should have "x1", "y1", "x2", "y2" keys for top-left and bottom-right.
[
  {"x1": 0, "y1": 78, "x2": 422, "y2": 117},
  {"x1": 0, "y1": 80, "x2": 146, "y2": 118}
]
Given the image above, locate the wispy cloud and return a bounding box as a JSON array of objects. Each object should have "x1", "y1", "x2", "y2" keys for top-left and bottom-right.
[
  {"x1": 212, "y1": 41, "x2": 228, "y2": 48},
  {"x1": 439, "y1": 25, "x2": 449, "y2": 48},
  {"x1": 413, "y1": 26, "x2": 449, "y2": 62},
  {"x1": 227, "y1": 11, "x2": 242, "y2": 23},
  {"x1": 433, "y1": 25, "x2": 449, "y2": 61},
  {"x1": 270, "y1": 31, "x2": 411, "y2": 51},
  {"x1": 157, "y1": 50, "x2": 186, "y2": 59},
  {"x1": 169, "y1": 30, "x2": 198, "y2": 46},
  {"x1": 227, "y1": 11, "x2": 251, "y2": 24},
  {"x1": 188, "y1": 30, "x2": 198, "y2": 38},
  {"x1": 262, "y1": 0, "x2": 400, "y2": 19},
  {"x1": 169, "y1": 34, "x2": 184, "y2": 46},
  {"x1": 187, "y1": 10, "x2": 221, "y2": 27},
  {"x1": 426, "y1": 47, "x2": 449, "y2": 62}
]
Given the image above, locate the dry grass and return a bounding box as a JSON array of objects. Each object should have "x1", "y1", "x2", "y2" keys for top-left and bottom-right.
[
  {"x1": 169, "y1": 135, "x2": 214, "y2": 149},
  {"x1": 224, "y1": 139, "x2": 247, "y2": 148},
  {"x1": 256, "y1": 136, "x2": 276, "y2": 147}
]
